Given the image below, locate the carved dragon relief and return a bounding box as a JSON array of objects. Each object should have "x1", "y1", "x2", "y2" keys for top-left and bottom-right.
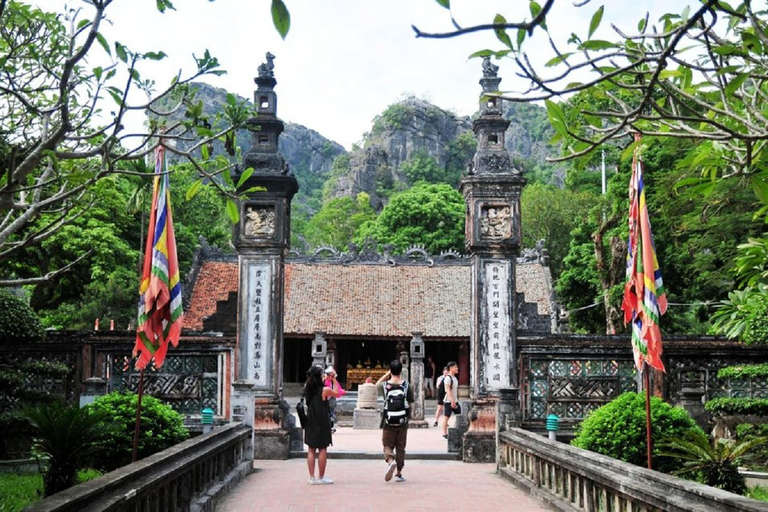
[{"x1": 244, "y1": 206, "x2": 275, "y2": 237}]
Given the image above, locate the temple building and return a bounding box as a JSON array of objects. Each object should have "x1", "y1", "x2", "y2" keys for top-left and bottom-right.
[{"x1": 182, "y1": 242, "x2": 558, "y2": 392}]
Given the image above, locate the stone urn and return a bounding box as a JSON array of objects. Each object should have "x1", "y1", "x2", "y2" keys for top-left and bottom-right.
[
  {"x1": 353, "y1": 383, "x2": 381, "y2": 429},
  {"x1": 356, "y1": 383, "x2": 379, "y2": 409}
]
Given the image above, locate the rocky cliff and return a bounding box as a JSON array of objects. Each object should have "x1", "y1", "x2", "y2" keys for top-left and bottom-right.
[{"x1": 163, "y1": 84, "x2": 558, "y2": 213}]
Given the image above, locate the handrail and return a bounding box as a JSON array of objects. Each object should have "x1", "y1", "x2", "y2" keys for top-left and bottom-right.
[
  {"x1": 24, "y1": 422, "x2": 252, "y2": 512},
  {"x1": 499, "y1": 428, "x2": 766, "y2": 512}
]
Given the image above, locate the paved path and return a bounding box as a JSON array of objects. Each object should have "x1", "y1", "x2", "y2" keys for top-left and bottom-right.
[{"x1": 216, "y1": 425, "x2": 548, "y2": 512}]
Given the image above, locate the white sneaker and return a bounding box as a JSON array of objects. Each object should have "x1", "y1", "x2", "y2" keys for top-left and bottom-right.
[
  {"x1": 385, "y1": 461, "x2": 396, "y2": 482},
  {"x1": 307, "y1": 477, "x2": 316, "y2": 485},
  {"x1": 316, "y1": 477, "x2": 334, "y2": 485}
]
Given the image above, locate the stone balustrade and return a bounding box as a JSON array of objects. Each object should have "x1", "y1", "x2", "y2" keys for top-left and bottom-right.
[
  {"x1": 498, "y1": 427, "x2": 766, "y2": 512},
  {"x1": 24, "y1": 423, "x2": 251, "y2": 512}
]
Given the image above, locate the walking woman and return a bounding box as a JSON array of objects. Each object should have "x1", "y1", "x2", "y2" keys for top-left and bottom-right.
[{"x1": 303, "y1": 365, "x2": 339, "y2": 484}]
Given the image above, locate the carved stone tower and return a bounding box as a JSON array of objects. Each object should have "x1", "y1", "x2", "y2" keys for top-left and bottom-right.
[
  {"x1": 458, "y1": 57, "x2": 526, "y2": 462},
  {"x1": 231, "y1": 52, "x2": 298, "y2": 459}
]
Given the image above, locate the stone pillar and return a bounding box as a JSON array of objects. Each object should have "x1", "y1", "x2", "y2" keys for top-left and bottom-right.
[
  {"x1": 311, "y1": 331, "x2": 327, "y2": 369},
  {"x1": 326, "y1": 339, "x2": 337, "y2": 372},
  {"x1": 458, "y1": 57, "x2": 526, "y2": 462},
  {"x1": 496, "y1": 387, "x2": 521, "y2": 468},
  {"x1": 79, "y1": 377, "x2": 106, "y2": 407},
  {"x1": 231, "y1": 52, "x2": 297, "y2": 460},
  {"x1": 408, "y1": 332, "x2": 428, "y2": 428}
]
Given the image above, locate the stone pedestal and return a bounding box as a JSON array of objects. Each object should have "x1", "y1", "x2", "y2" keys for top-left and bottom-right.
[
  {"x1": 79, "y1": 377, "x2": 107, "y2": 407},
  {"x1": 353, "y1": 409, "x2": 382, "y2": 429},
  {"x1": 252, "y1": 396, "x2": 289, "y2": 459},
  {"x1": 353, "y1": 383, "x2": 381, "y2": 429},
  {"x1": 462, "y1": 397, "x2": 498, "y2": 462}
]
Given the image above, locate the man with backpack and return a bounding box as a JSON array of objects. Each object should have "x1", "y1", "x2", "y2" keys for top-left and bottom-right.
[{"x1": 376, "y1": 359, "x2": 414, "y2": 483}]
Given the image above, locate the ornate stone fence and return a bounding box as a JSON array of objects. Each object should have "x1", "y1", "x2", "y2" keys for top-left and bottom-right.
[
  {"x1": 0, "y1": 332, "x2": 236, "y2": 420},
  {"x1": 24, "y1": 422, "x2": 251, "y2": 512},
  {"x1": 498, "y1": 427, "x2": 766, "y2": 511},
  {"x1": 518, "y1": 335, "x2": 768, "y2": 437}
]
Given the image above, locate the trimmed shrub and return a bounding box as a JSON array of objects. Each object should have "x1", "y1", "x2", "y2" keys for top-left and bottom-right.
[
  {"x1": 571, "y1": 392, "x2": 704, "y2": 473},
  {"x1": 86, "y1": 392, "x2": 189, "y2": 472},
  {"x1": 0, "y1": 291, "x2": 43, "y2": 342}
]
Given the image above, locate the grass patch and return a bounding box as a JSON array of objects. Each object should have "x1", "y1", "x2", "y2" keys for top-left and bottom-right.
[
  {"x1": 748, "y1": 485, "x2": 768, "y2": 502},
  {"x1": 0, "y1": 468, "x2": 102, "y2": 511},
  {"x1": 0, "y1": 472, "x2": 42, "y2": 512}
]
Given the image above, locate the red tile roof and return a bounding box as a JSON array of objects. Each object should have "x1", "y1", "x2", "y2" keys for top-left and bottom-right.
[{"x1": 183, "y1": 260, "x2": 551, "y2": 337}]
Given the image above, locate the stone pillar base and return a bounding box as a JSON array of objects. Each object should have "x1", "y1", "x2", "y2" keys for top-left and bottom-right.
[
  {"x1": 353, "y1": 408, "x2": 381, "y2": 429},
  {"x1": 462, "y1": 431, "x2": 496, "y2": 463},
  {"x1": 408, "y1": 419, "x2": 429, "y2": 429},
  {"x1": 253, "y1": 430, "x2": 290, "y2": 459}
]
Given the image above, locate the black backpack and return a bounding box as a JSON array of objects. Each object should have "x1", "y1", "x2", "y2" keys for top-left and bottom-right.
[
  {"x1": 436, "y1": 377, "x2": 446, "y2": 402},
  {"x1": 383, "y1": 381, "x2": 409, "y2": 426}
]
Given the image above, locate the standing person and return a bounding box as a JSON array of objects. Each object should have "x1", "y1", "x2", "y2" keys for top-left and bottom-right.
[
  {"x1": 376, "y1": 359, "x2": 414, "y2": 483},
  {"x1": 433, "y1": 366, "x2": 448, "y2": 427},
  {"x1": 303, "y1": 365, "x2": 340, "y2": 485},
  {"x1": 441, "y1": 361, "x2": 459, "y2": 439},
  {"x1": 424, "y1": 355, "x2": 436, "y2": 399},
  {"x1": 323, "y1": 366, "x2": 345, "y2": 433}
]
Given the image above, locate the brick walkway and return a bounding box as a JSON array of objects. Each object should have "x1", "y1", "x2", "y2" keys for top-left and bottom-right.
[{"x1": 216, "y1": 425, "x2": 548, "y2": 512}]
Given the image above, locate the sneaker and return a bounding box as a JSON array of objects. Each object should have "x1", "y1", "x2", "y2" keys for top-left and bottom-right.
[
  {"x1": 385, "y1": 461, "x2": 397, "y2": 482},
  {"x1": 442, "y1": 434, "x2": 448, "y2": 439},
  {"x1": 307, "y1": 477, "x2": 317, "y2": 485},
  {"x1": 395, "y1": 475, "x2": 406, "y2": 483},
  {"x1": 331, "y1": 428, "x2": 336, "y2": 434},
  {"x1": 316, "y1": 477, "x2": 334, "y2": 485},
  {"x1": 433, "y1": 421, "x2": 438, "y2": 427}
]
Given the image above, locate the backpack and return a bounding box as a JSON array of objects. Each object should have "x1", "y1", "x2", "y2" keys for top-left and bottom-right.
[
  {"x1": 383, "y1": 381, "x2": 409, "y2": 426},
  {"x1": 436, "y1": 377, "x2": 446, "y2": 403}
]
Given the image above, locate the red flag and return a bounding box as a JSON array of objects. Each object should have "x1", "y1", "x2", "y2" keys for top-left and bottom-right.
[
  {"x1": 622, "y1": 134, "x2": 667, "y2": 372},
  {"x1": 133, "y1": 146, "x2": 183, "y2": 370}
]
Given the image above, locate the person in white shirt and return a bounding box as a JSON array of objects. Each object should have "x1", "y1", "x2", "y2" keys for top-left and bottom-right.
[{"x1": 441, "y1": 361, "x2": 459, "y2": 439}]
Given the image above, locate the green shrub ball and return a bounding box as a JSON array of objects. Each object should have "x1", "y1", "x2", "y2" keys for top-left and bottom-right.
[
  {"x1": 86, "y1": 392, "x2": 189, "y2": 472},
  {"x1": 571, "y1": 391, "x2": 704, "y2": 473}
]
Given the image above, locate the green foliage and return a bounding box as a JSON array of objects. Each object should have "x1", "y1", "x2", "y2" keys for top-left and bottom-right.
[
  {"x1": 400, "y1": 151, "x2": 447, "y2": 185},
  {"x1": 747, "y1": 485, "x2": 768, "y2": 502},
  {"x1": 658, "y1": 429, "x2": 767, "y2": 495},
  {"x1": 718, "y1": 364, "x2": 768, "y2": 380},
  {"x1": 371, "y1": 103, "x2": 416, "y2": 135},
  {"x1": 354, "y1": 182, "x2": 465, "y2": 254},
  {"x1": 0, "y1": 290, "x2": 43, "y2": 341},
  {"x1": 712, "y1": 235, "x2": 768, "y2": 343},
  {"x1": 23, "y1": 401, "x2": 110, "y2": 497},
  {"x1": 445, "y1": 132, "x2": 477, "y2": 186},
  {"x1": 303, "y1": 193, "x2": 376, "y2": 250},
  {"x1": 521, "y1": 182, "x2": 597, "y2": 278},
  {"x1": 571, "y1": 392, "x2": 703, "y2": 473},
  {"x1": 734, "y1": 423, "x2": 768, "y2": 470},
  {"x1": 0, "y1": 472, "x2": 43, "y2": 512},
  {"x1": 86, "y1": 392, "x2": 189, "y2": 472},
  {"x1": 705, "y1": 398, "x2": 768, "y2": 417}
]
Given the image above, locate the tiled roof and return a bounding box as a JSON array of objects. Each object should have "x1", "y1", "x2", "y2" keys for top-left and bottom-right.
[{"x1": 183, "y1": 260, "x2": 551, "y2": 337}]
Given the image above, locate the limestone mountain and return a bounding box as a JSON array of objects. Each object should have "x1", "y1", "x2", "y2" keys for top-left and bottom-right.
[
  {"x1": 159, "y1": 84, "x2": 560, "y2": 214},
  {"x1": 322, "y1": 96, "x2": 561, "y2": 211},
  {"x1": 156, "y1": 82, "x2": 347, "y2": 212}
]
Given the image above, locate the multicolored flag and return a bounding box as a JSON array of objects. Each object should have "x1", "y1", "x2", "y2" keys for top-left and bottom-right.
[
  {"x1": 621, "y1": 134, "x2": 667, "y2": 372},
  {"x1": 133, "y1": 146, "x2": 183, "y2": 370}
]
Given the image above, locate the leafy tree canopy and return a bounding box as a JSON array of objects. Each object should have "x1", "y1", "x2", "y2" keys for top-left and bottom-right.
[{"x1": 354, "y1": 182, "x2": 465, "y2": 254}]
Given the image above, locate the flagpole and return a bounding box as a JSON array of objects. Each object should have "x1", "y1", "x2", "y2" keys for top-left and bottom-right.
[
  {"x1": 132, "y1": 369, "x2": 145, "y2": 462},
  {"x1": 644, "y1": 362, "x2": 653, "y2": 470}
]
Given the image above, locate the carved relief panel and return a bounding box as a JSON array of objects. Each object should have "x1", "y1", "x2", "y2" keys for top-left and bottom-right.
[
  {"x1": 479, "y1": 203, "x2": 512, "y2": 240},
  {"x1": 243, "y1": 205, "x2": 276, "y2": 238}
]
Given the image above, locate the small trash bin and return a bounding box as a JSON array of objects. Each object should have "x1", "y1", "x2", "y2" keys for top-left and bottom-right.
[
  {"x1": 546, "y1": 414, "x2": 559, "y2": 441},
  {"x1": 202, "y1": 408, "x2": 214, "y2": 434}
]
